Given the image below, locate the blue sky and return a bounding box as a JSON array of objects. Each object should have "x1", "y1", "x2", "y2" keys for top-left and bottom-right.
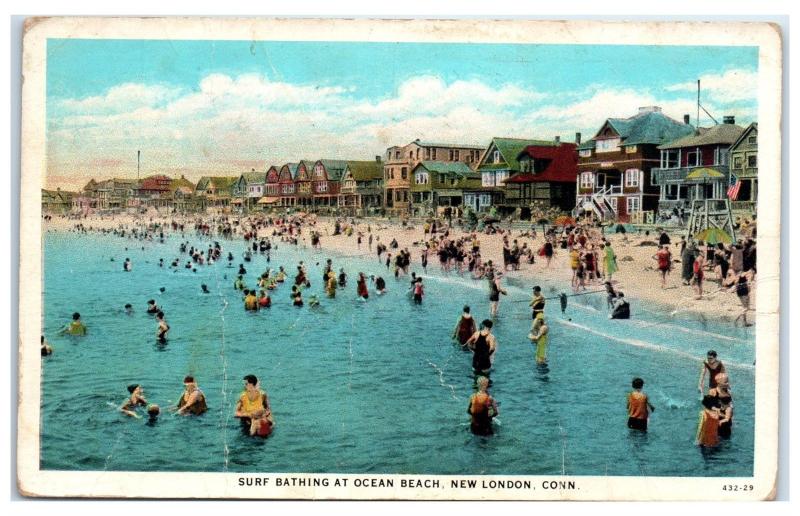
[{"x1": 45, "y1": 39, "x2": 759, "y2": 188}]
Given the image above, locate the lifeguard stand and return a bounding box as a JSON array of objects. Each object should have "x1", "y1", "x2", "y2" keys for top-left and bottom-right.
[{"x1": 686, "y1": 198, "x2": 736, "y2": 241}]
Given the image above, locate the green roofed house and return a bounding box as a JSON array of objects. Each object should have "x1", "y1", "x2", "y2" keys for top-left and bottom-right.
[
  {"x1": 726, "y1": 122, "x2": 758, "y2": 215},
  {"x1": 339, "y1": 157, "x2": 384, "y2": 213},
  {"x1": 410, "y1": 161, "x2": 481, "y2": 216},
  {"x1": 195, "y1": 176, "x2": 238, "y2": 212},
  {"x1": 576, "y1": 106, "x2": 695, "y2": 223},
  {"x1": 41, "y1": 188, "x2": 75, "y2": 214},
  {"x1": 232, "y1": 169, "x2": 268, "y2": 211},
  {"x1": 472, "y1": 137, "x2": 552, "y2": 213}
]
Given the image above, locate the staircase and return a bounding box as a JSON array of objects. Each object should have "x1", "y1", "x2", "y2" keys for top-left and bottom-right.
[{"x1": 576, "y1": 186, "x2": 618, "y2": 221}]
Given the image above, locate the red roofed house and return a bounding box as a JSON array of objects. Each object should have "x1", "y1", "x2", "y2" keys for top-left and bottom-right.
[{"x1": 508, "y1": 138, "x2": 578, "y2": 215}]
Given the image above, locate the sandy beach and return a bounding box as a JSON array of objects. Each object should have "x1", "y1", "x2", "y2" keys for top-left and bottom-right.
[{"x1": 43, "y1": 213, "x2": 755, "y2": 324}]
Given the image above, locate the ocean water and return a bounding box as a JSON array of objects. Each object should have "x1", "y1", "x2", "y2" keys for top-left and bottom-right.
[{"x1": 40, "y1": 230, "x2": 756, "y2": 476}]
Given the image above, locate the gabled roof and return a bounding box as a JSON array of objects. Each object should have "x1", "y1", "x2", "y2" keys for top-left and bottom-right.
[
  {"x1": 509, "y1": 143, "x2": 578, "y2": 184},
  {"x1": 580, "y1": 109, "x2": 694, "y2": 149},
  {"x1": 315, "y1": 159, "x2": 349, "y2": 181},
  {"x1": 478, "y1": 138, "x2": 559, "y2": 172},
  {"x1": 658, "y1": 123, "x2": 745, "y2": 150},
  {"x1": 413, "y1": 161, "x2": 479, "y2": 179},
  {"x1": 169, "y1": 176, "x2": 195, "y2": 192},
  {"x1": 729, "y1": 122, "x2": 758, "y2": 152},
  {"x1": 239, "y1": 171, "x2": 268, "y2": 184},
  {"x1": 346, "y1": 160, "x2": 383, "y2": 181},
  {"x1": 196, "y1": 176, "x2": 237, "y2": 191},
  {"x1": 279, "y1": 163, "x2": 299, "y2": 180}
]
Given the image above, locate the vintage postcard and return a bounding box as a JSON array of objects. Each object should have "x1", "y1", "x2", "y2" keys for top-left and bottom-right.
[{"x1": 18, "y1": 17, "x2": 782, "y2": 500}]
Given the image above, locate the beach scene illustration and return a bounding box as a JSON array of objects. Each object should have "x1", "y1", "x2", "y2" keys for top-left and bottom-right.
[{"x1": 38, "y1": 37, "x2": 761, "y2": 478}]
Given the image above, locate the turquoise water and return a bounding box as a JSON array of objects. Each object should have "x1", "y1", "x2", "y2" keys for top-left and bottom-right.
[{"x1": 40, "y1": 230, "x2": 755, "y2": 476}]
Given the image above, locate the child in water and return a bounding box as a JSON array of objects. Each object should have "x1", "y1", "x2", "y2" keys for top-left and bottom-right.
[
  {"x1": 146, "y1": 404, "x2": 160, "y2": 425},
  {"x1": 120, "y1": 384, "x2": 148, "y2": 418},
  {"x1": 249, "y1": 408, "x2": 274, "y2": 438},
  {"x1": 626, "y1": 377, "x2": 655, "y2": 431},
  {"x1": 58, "y1": 312, "x2": 86, "y2": 336}
]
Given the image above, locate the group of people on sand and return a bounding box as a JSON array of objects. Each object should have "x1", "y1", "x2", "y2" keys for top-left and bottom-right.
[{"x1": 625, "y1": 350, "x2": 734, "y2": 449}]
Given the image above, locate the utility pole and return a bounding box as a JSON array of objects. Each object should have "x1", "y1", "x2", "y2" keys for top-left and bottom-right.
[
  {"x1": 696, "y1": 79, "x2": 700, "y2": 129},
  {"x1": 137, "y1": 150, "x2": 141, "y2": 180}
]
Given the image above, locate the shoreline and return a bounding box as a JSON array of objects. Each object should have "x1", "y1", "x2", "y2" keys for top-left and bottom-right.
[{"x1": 42, "y1": 214, "x2": 756, "y2": 329}]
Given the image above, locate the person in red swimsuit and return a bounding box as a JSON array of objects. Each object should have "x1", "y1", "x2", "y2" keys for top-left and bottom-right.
[
  {"x1": 698, "y1": 350, "x2": 726, "y2": 394},
  {"x1": 357, "y1": 272, "x2": 369, "y2": 299},
  {"x1": 654, "y1": 245, "x2": 672, "y2": 289}
]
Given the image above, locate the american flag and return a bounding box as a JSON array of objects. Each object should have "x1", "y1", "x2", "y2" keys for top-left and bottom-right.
[{"x1": 727, "y1": 173, "x2": 742, "y2": 200}]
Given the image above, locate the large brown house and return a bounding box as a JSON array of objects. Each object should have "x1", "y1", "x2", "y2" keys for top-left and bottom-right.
[
  {"x1": 383, "y1": 139, "x2": 485, "y2": 214},
  {"x1": 576, "y1": 106, "x2": 694, "y2": 222}
]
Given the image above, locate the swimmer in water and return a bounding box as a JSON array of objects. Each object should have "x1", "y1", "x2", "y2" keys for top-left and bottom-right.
[
  {"x1": 293, "y1": 291, "x2": 304, "y2": 307},
  {"x1": 235, "y1": 374, "x2": 273, "y2": 432},
  {"x1": 528, "y1": 313, "x2": 549, "y2": 364},
  {"x1": 452, "y1": 305, "x2": 477, "y2": 347},
  {"x1": 41, "y1": 335, "x2": 53, "y2": 357},
  {"x1": 58, "y1": 312, "x2": 87, "y2": 336},
  {"x1": 123, "y1": 257, "x2": 132, "y2": 272},
  {"x1": 146, "y1": 404, "x2": 160, "y2": 425},
  {"x1": 124, "y1": 303, "x2": 133, "y2": 315},
  {"x1": 626, "y1": 377, "x2": 654, "y2": 432},
  {"x1": 258, "y1": 290, "x2": 271, "y2": 308},
  {"x1": 326, "y1": 271, "x2": 337, "y2": 298},
  {"x1": 357, "y1": 272, "x2": 369, "y2": 300},
  {"x1": 412, "y1": 277, "x2": 424, "y2": 305},
  {"x1": 156, "y1": 311, "x2": 170, "y2": 340},
  {"x1": 465, "y1": 320, "x2": 496, "y2": 375},
  {"x1": 174, "y1": 376, "x2": 208, "y2": 416},
  {"x1": 529, "y1": 286, "x2": 545, "y2": 319},
  {"x1": 244, "y1": 289, "x2": 259, "y2": 311},
  {"x1": 308, "y1": 294, "x2": 320, "y2": 308},
  {"x1": 120, "y1": 384, "x2": 148, "y2": 418},
  {"x1": 467, "y1": 376, "x2": 498, "y2": 436},
  {"x1": 201, "y1": 284, "x2": 210, "y2": 294},
  {"x1": 249, "y1": 408, "x2": 274, "y2": 438},
  {"x1": 375, "y1": 276, "x2": 386, "y2": 294},
  {"x1": 146, "y1": 299, "x2": 160, "y2": 314}
]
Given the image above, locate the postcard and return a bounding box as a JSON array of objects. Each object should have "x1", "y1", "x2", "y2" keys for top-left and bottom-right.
[{"x1": 18, "y1": 17, "x2": 782, "y2": 500}]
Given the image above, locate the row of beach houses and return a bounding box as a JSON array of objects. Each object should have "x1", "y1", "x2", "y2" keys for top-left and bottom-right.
[{"x1": 43, "y1": 106, "x2": 759, "y2": 223}]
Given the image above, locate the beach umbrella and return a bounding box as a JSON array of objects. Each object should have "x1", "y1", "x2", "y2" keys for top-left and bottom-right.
[
  {"x1": 553, "y1": 215, "x2": 576, "y2": 226},
  {"x1": 685, "y1": 168, "x2": 725, "y2": 181},
  {"x1": 694, "y1": 227, "x2": 732, "y2": 245}
]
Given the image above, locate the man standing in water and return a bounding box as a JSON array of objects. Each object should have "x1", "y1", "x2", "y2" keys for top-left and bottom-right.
[
  {"x1": 698, "y1": 350, "x2": 726, "y2": 394},
  {"x1": 465, "y1": 320, "x2": 497, "y2": 375},
  {"x1": 626, "y1": 377, "x2": 655, "y2": 431},
  {"x1": 156, "y1": 311, "x2": 170, "y2": 341},
  {"x1": 488, "y1": 272, "x2": 507, "y2": 318},
  {"x1": 529, "y1": 285, "x2": 545, "y2": 319},
  {"x1": 175, "y1": 376, "x2": 208, "y2": 416},
  {"x1": 235, "y1": 374, "x2": 273, "y2": 432}
]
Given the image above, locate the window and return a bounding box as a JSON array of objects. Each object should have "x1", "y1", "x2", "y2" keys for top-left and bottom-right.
[
  {"x1": 401, "y1": 167, "x2": 408, "y2": 180},
  {"x1": 479, "y1": 194, "x2": 492, "y2": 207},
  {"x1": 416, "y1": 149, "x2": 420, "y2": 159},
  {"x1": 596, "y1": 138, "x2": 620, "y2": 153},
  {"x1": 748, "y1": 135, "x2": 757, "y2": 145},
  {"x1": 627, "y1": 196, "x2": 640, "y2": 213},
  {"x1": 415, "y1": 172, "x2": 429, "y2": 185},
  {"x1": 395, "y1": 151, "x2": 400, "y2": 159},
  {"x1": 579, "y1": 149, "x2": 592, "y2": 158},
  {"x1": 492, "y1": 150, "x2": 501, "y2": 163},
  {"x1": 625, "y1": 145, "x2": 637, "y2": 154},
  {"x1": 659, "y1": 149, "x2": 678, "y2": 169},
  {"x1": 496, "y1": 171, "x2": 509, "y2": 185},
  {"x1": 449, "y1": 150, "x2": 454, "y2": 160},
  {"x1": 482, "y1": 172, "x2": 494, "y2": 187},
  {"x1": 609, "y1": 197, "x2": 618, "y2": 210},
  {"x1": 425, "y1": 148, "x2": 431, "y2": 159},
  {"x1": 733, "y1": 157, "x2": 743, "y2": 170},
  {"x1": 624, "y1": 169, "x2": 640, "y2": 188},
  {"x1": 747, "y1": 155, "x2": 757, "y2": 168},
  {"x1": 318, "y1": 182, "x2": 328, "y2": 193},
  {"x1": 580, "y1": 172, "x2": 595, "y2": 188},
  {"x1": 714, "y1": 147, "x2": 728, "y2": 166},
  {"x1": 686, "y1": 150, "x2": 700, "y2": 167},
  {"x1": 454, "y1": 150, "x2": 460, "y2": 161},
  {"x1": 432, "y1": 148, "x2": 437, "y2": 160}
]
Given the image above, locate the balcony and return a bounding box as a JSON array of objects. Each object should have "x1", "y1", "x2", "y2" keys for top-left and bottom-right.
[{"x1": 652, "y1": 165, "x2": 730, "y2": 185}]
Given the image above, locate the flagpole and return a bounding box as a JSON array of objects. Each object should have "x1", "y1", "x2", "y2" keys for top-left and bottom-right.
[{"x1": 137, "y1": 150, "x2": 141, "y2": 180}]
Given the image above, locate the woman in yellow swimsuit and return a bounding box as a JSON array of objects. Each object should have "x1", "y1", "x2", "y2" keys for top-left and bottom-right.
[{"x1": 235, "y1": 374, "x2": 273, "y2": 432}]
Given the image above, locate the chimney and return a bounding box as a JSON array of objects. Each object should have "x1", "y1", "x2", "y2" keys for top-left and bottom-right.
[
  {"x1": 375, "y1": 155, "x2": 382, "y2": 163},
  {"x1": 554, "y1": 135, "x2": 561, "y2": 144},
  {"x1": 723, "y1": 115, "x2": 735, "y2": 125},
  {"x1": 684, "y1": 114, "x2": 691, "y2": 125},
  {"x1": 575, "y1": 132, "x2": 582, "y2": 145}
]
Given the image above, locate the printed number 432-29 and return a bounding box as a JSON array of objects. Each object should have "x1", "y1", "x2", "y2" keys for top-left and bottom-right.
[{"x1": 722, "y1": 485, "x2": 754, "y2": 492}]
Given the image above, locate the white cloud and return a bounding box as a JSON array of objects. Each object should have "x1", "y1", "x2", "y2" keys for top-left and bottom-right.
[
  {"x1": 665, "y1": 68, "x2": 758, "y2": 103},
  {"x1": 46, "y1": 71, "x2": 756, "y2": 186}
]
